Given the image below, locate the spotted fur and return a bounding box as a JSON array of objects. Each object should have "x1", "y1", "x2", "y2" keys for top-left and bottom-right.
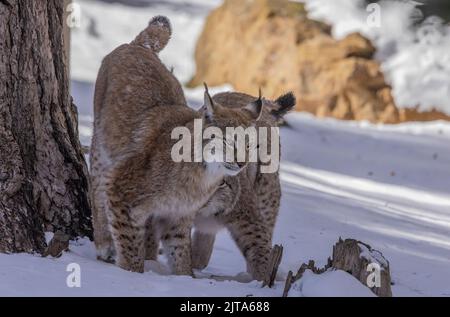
[
  {"x1": 146, "y1": 92, "x2": 295, "y2": 280},
  {"x1": 91, "y1": 17, "x2": 262, "y2": 275}
]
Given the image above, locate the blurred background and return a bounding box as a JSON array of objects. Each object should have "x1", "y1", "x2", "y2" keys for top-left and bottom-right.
[{"x1": 71, "y1": 0, "x2": 450, "y2": 145}]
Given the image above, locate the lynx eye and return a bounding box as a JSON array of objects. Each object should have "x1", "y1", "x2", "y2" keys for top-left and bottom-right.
[{"x1": 219, "y1": 180, "x2": 228, "y2": 189}]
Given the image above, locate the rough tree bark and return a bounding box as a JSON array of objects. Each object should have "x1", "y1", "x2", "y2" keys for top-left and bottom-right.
[{"x1": 0, "y1": 0, "x2": 92, "y2": 254}]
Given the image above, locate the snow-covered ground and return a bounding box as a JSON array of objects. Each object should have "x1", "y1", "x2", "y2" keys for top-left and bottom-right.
[
  {"x1": 2, "y1": 106, "x2": 450, "y2": 296},
  {"x1": 1, "y1": 0, "x2": 449, "y2": 297}
]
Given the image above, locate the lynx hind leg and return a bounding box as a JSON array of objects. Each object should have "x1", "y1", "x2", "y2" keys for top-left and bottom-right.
[
  {"x1": 160, "y1": 217, "x2": 194, "y2": 276},
  {"x1": 144, "y1": 217, "x2": 160, "y2": 261},
  {"x1": 107, "y1": 196, "x2": 147, "y2": 273},
  {"x1": 91, "y1": 184, "x2": 115, "y2": 263},
  {"x1": 90, "y1": 149, "x2": 115, "y2": 262},
  {"x1": 227, "y1": 216, "x2": 272, "y2": 281},
  {"x1": 192, "y1": 231, "x2": 216, "y2": 270}
]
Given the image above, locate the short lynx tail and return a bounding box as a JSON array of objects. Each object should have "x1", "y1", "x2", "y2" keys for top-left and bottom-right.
[{"x1": 132, "y1": 16, "x2": 172, "y2": 53}]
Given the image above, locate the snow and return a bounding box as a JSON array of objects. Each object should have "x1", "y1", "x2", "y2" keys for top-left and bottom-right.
[
  {"x1": 278, "y1": 114, "x2": 450, "y2": 297},
  {"x1": 0, "y1": 239, "x2": 274, "y2": 297},
  {"x1": 302, "y1": 0, "x2": 450, "y2": 114},
  {"x1": 359, "y1": 243, "x2": 389, "y2": 269},
  {"x1": 289, "y1": 270, "x2": 376, "y2": 297},
  {"x1": 2, "y1": 100, "x2": 450, "y2": 296},
  {"x1": 71, "y1": 0, "x2": 221, "y2": 84},
  {"x1": 1, "y1": 0, "x2": 450, "y2": 297}
]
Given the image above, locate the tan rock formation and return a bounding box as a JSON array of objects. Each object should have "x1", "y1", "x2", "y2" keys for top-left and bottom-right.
[{"x1": 189, "y1": 0, "x2": 449, "y2": 123}]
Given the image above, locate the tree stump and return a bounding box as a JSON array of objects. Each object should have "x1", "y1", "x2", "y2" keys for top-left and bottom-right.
[
  {"x1": 283, "y1": 238, "x2": 392, "y2": 297},
  {"x1": 262, "y1": 244, "x2": 283, "y2": 288},
  {"x1": 332, "y1": 238, "x2": 392, "y2": 297},
  {"x1": 283, "y1": 259, "x2": 331, "y2": 297}
]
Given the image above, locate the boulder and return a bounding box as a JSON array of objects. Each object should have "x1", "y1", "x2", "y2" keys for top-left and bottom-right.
[
  {"x1": 189, "y1": 0, "x2": 448, "y2": 123},
  {"x1": 399, "y1": 108, "x2": 450, "y2": 122}
]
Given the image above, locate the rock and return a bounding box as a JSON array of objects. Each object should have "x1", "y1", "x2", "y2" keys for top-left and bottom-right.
[
  {"x1": 189, "y1": 0, "x2": 330, "y2": 100},
  {"x1": 190, "y1": 0, "x2": 447, "y2": 123},
  {"x1": 399, "y1": 108, "x2": 450, "y2": 122}
]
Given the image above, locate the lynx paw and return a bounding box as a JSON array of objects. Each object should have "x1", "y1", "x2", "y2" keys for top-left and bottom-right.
[{"x1": 96, "y1": 245, "x2": 116, "y2": 264}]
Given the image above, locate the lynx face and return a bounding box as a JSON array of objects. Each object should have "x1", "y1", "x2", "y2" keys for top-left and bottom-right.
[
  {"x1": 197, "y1": 176, "x2": 241, "y2": 218},
  {"x1": 201, "y1": 85, "x2": 262, "y2": 176}
]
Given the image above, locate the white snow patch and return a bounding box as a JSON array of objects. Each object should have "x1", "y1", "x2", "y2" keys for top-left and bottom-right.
[
  {"x1": 288, "y1": 270, "x2": 376, "y2": 297},
  {"x1": 358, "y1": 243, "x2": 389, "y2": 269},
  {"x1": 71, "y1": 0, "x2": 221, "y2": 84},
  {"x1": 301, "y1": 0, "x2": 450, "y2": 114},
  {"x1": 2, "y1": 111, "x2": 450, "y2": 296},
  {"x1": 45, "y1": 232, "x2": 55, "y2": 244}
]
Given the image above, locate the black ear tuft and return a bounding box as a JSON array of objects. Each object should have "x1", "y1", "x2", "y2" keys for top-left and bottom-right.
[{"x1": 272, "y1": 92, "x2": 296, "y2": 118}]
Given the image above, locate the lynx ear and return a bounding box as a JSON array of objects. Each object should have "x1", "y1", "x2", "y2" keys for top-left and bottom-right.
[
  {"x1": 244, "y1": 88, "x2": 263, "y2": 121},
  {"x1": 271, "y1": 92, "x2": 296, "y2": 118},
  {"x1": 203, "y1": 83, "x2": 216, "y2": 121}
]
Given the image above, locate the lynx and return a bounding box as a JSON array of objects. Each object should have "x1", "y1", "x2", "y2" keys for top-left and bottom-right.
[
  {"x1": 90, "y1": 16, "x2": 262, "y2": 275},
  {"x1": 194, "y1": 92, "x2": 295, "y2": 280},
  {"x1": 146, "y1": 92, "x2": 296, "y2": 280}
]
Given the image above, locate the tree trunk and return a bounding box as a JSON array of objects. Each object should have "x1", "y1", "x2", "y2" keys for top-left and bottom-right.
[{"x1": 0, "y1": 0, "x2": 92, "y2": 254}]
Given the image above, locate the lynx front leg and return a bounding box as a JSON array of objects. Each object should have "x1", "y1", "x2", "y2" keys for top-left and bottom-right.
[
  {"x1": 107, "y1": 199, "x2": 146, "y2": 273},
  {"x1": 255, "y1": 171, "x2": 281, "y2": 240},
  {"x1": 192, "y1": 231, "x2": 216, "y2": 270},
  {"x1": 161, "y1": 218, "x2": 194, "y2": 276},
  {"x1": 227, "y1": 217, "x2": 272, "y2": 281}
]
